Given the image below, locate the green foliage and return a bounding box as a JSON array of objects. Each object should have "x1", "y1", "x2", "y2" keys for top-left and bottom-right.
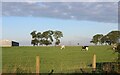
[
  {"x1": 42, "y1": 39, "x2": 52, "y2": 46},
  {"x1": 30, "y1": 31, "x2": 37, "y2": 39},
  {"x1": 53, "y1": 31, "x2": 63, "y2": 39},
  {"x1": 53, "y1": 31, "x2": 63, "y2": 46},
  {"x1": 91, "y1": 34, "x2": 103, "y2": 45},
  {"x1": 30, "y1": 30, "x2": 63, "y2": 46},
  {"x1": 31, "y1": 38, "x2": 39, "y2": 46},
  {"x1": 55, "y1": 39, "x2": 60, "y2": 45},
  {"x1": 106, "y1": 31, "x2": 120, "y2": 44},
  {"x1": 37, "y1": 32, "x2": 42, "y2": 39},
  {"x1": 91, "y1": 31, "x2": 120, "y2": 45},
  {"x1": 117, "y1": 43, "x2": 120, "y2": 53},
  {"x1": 115, "y1": 43, "x2": 120, "y2": 63},
  {"x1": 100, "y1": 35, "x2": 108, "y2": 44}
]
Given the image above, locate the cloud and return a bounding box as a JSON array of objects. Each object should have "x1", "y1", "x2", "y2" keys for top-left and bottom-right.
[
  {"x1": 2, "y1": 0, "x2": 120, "y2": 2},
  {"x1": 2, "y1": 2, "x2": 118, "y2": 23}
]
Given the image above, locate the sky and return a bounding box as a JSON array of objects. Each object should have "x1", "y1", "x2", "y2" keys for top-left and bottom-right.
[{"x1": 1, "y1": 1, "x2": 119, "y2": 46}]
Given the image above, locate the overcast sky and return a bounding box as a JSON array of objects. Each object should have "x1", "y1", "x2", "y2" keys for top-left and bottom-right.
[
  {"x1": 2, "y1": 2, "x2": 118, "y2": 23},
  {"x1": 1, "y1": 1, "x2": 119, "y2": 46},
  {"x1": 1, "y1": 0, "x2": 120, "y2": 2}
]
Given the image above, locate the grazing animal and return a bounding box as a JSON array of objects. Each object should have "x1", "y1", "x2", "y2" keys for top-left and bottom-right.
[
  {"x1": 112, "y1": 43, "x2": 120, "y2": 53},
  {"x1": 112, "y1": 44, "x2": 117, "y2": 50},
  {"x1": 112, "y1": 44, "x2": 118, "y2": 54},
  {"x1": 61, "y1": 45, "x2": 65, "y2": 49},
  {"x1": 81, "y1": 46, "x2": 89, "y2": 51}
]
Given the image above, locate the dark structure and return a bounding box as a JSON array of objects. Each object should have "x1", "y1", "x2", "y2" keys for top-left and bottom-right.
[{"x1": 12, "y1": 41, "x2": 19, "y2": 46}]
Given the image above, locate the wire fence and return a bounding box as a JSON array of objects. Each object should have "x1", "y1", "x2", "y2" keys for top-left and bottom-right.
[{"x1": 2, "y1": 55, "x2": 120, "y2": 74}]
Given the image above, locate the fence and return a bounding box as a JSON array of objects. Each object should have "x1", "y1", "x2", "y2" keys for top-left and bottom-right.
[{"x1": 2, "y1": 54, "x2": 120, "y2": 75}]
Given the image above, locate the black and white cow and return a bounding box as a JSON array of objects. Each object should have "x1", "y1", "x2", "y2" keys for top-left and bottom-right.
[{"x1": 81, "y1": 46, "x2": 89, "y2": 51}]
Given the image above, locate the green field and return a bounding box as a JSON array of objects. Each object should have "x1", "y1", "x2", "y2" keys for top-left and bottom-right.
[{"x1": 2, "y1": 46, "x2": 118, "y2": 73}]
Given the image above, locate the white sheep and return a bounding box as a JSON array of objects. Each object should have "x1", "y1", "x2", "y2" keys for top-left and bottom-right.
[{"x1": 61, "y1": 45, "x2": 65, "y2": 49}]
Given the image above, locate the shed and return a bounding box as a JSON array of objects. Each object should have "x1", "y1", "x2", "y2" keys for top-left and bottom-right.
[{"x1": 0, "y1": 40, "x2": 19, "y2": 47}]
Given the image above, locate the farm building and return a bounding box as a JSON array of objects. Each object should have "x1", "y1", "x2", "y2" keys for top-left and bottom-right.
[{"x1": 0, "y1": 40, "x2": 19, "y2": 47}]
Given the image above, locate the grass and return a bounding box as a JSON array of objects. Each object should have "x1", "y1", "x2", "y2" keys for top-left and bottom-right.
[{"x1": 2, "y1": 46, "x2": 118, "y2": 73}]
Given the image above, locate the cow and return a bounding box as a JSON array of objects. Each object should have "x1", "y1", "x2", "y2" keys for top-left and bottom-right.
[
  {"x1": 61, "y1": 45, "x2": 65, "y2": 49},
  {"x1": 81, "y1": 46, "x2": 89, "y2": 51}
]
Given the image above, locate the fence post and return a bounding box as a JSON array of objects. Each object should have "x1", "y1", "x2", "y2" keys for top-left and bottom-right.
[
  {"x1": 36, "y1": 56, "x2": 40, "y2": 75},
  {"x1": 92, "y1": 54, "x2": 96, "y2": 72},
  {"x1": 13, "y1": 66, "x2": 16, "y2": 75}
]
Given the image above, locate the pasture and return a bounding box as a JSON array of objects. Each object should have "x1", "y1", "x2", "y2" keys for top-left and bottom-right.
[{"x1": 2, "y1": 46, "x2": 118, "y2": 73}]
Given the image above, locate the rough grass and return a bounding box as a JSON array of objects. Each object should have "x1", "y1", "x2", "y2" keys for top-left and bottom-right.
[{"x1": 2, "y1": 46, "x2": 118, "y2": 73}]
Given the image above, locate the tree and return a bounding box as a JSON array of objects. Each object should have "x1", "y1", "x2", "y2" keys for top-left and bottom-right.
[
  {"x1": 53, "y1": 31, "x2": 63, "y2": 46},
  {"x1": 31, "y1": 38, "x2": 39, "y2": 46},
  {"x1": 48, "y1": 30, "x2": 54, "y2": 42},
  {"x1": 30, "y1": 30, "x2": 63, "y2": 46},
  {"x1": 36, "y1": 32, "x2": 43, "y2": 45},
  {"x1": 37, "y1": 32, "x2": 41, "y2": 40},
  {"x1": 91, "y1": 31, "x2": 120, "y2": 45},
  {"x1": 106, "y1": 31, "x2": 120, "y2": 44},
  {"x1": 100, "y1": 35, "x2": 110, "y2": 45},
  {"x1": 117, "y1": 43, "x2": 120, "y2": 62},
  {"x1": 42, "y1": 39, "x2": 52, "y2": 46},
  {"x1": 30, "y1": 31, "x2": 38, "y2": 46},
  {"x1": 42, "y1": 30, "x2": 54, "y2": 46},
  {"x1": 91, "y1": 34, "x2": 103, "y2": 45},
  {"x1": 55, "y1": 39, "x2": 60, "y2": 46},
  {"x1": 30, "y1": 31, "x2": 37, "y2": 39},
  {"x1": 100, "y1": 31, "x2": 120, "y2": 45},
  {"x1": 113, "y1": 43, "x2": 120, "y2": 71}
]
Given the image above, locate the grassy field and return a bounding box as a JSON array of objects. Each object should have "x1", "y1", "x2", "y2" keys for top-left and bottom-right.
[{"x1": 2, "y1": 46, "x2": 118, "y2": 73}]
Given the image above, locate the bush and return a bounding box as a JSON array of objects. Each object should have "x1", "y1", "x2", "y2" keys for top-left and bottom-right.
[{"x1": 117, "y1": 43, "x2": 120, "y2": 53}]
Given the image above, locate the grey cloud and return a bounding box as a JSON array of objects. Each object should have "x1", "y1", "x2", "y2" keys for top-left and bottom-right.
[
  {"x1": 2, "y1": 0, "x2": 120, "y2": 2},
  {"x1": 2, "y1": 2, "x2": 118, "y2": 23}
]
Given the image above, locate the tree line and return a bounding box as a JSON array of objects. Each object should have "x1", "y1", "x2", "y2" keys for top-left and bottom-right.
[
  {"x1": 90, "y1": 31, "x2": 120, "y2": 45},
  {"x1": 30, "y1": 30, "x2": 63, "y2": 46}
]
